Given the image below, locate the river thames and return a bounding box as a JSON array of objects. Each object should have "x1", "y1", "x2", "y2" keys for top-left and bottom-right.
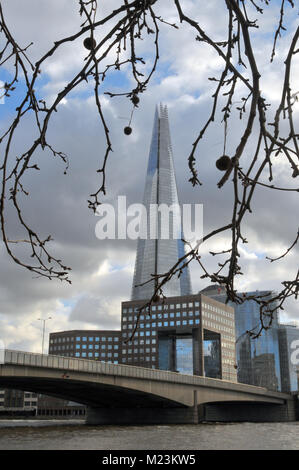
[{"x1": 0, "y1": 419, "x2": 298, "y2": 450}]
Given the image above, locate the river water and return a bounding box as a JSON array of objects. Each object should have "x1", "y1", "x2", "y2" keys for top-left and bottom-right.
[{"x1": 0, "y1": 419, "x2": 298, "y2": 450}]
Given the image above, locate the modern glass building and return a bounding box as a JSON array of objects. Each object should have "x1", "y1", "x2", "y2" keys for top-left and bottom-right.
[
  {"x1": 49, "y1": 330, "x2": 121, "y2": 363},
  {"x1": 278, "y1": 323, "x2": 299, "y2": 392},
  {"x1": 131, "y1": 104, "x2": 192, "y2": 300},
  {"x1": 121, "y1": 293, "x2": 237, "y2": 382},
  {"x1": 200, "y1": 285, "x2": 282, "y2": 391}
]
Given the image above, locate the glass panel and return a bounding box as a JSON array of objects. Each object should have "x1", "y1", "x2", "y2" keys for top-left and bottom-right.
[
  {"x1": 204, "y1": 330, "x2": 221, "y2": 379},
  {"x1": 158, "y1": 336, "x2": 173, "y2": 371},
  {"x1": 176, "y1": 337, "x2": 193, "y2": 375}
]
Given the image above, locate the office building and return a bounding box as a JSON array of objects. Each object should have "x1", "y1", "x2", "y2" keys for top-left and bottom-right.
[
  {"x1": 131, "y1": 104, "x2": 192, "y2": 300},
  {"x1": 0, "y1": 389, "x2": 37, "y2": 415},
  {"x1": 200, "y1": 285, "x2": 282, "y2": 391},
  {"x1": 121, "y1": 293, "x2": 237, "y2": 382},
  {"x1": 49, "y1": 329, "x2": 121, "y2": 363}
]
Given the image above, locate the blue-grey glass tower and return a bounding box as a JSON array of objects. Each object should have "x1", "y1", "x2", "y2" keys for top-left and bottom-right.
[
  {"x1": 200, "y1": 285, "x2": 282, "y2": 391},
  {"x1": 131, "y1": 104, "x2": 192, "y2": 300}
]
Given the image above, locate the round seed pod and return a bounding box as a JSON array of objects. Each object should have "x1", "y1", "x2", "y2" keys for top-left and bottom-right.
[
  {"x1": 124, "y1": 126, "x2": 132, "y2": 135},
  {"x1": 83, "y1": 37, "x2": 96, "y2": 50},
  {"x1": 216, "y1": 155, "x2": 232, "y2": 171}
]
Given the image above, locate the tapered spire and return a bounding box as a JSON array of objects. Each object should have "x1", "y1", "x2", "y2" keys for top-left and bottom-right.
[{"x1": 131, "y1": 104, "x2": 192, "y2": 300}]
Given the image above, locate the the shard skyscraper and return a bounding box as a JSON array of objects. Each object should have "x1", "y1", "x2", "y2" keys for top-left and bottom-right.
[{"x1": 131, "y1": 104, "x2": 192, "y2": 300}]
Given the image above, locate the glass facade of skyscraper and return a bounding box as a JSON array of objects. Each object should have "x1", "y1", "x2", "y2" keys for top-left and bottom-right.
[
  {"x1": 200, "y1": 286, "x2": 282, "y2": 391},
  {"x1": 131, "y1": 104, "x2": 192, "y2": 300},
  {"x1": 278, "y1": 324, "x2": 299, "y2": 392}
]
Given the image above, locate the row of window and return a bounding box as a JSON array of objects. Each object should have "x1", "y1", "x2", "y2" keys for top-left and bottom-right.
[
  {"x1": 75, "y1": 344, "x2": 119, "y2": 350},
  {"x1": 203, "y1": 320, "x2": 234, "y2": 335},
  {"x1": 122, "y1": 347, "x2": 156, "y2": 354},
  {"x1": 123, "y1": 310, "x2": 200, "y2": 323},
  {"x1": 51, "y1": 343, "x2": 120, "y2": 351},
  {"x1": 203, "y1": 310, "x2": 234, "y2": 326},
  {"x1": 123, "y1": 310, "x2": 199, "y2": 328},
  {"x1": 121, "y1": 356, "x2": 156, "y2": 362},
  {"x1": 74, "y1": 352, "x2": 118, "y2": 358},
  {"x1": 123, "y1": 301, "x2": 200, "y2": 314},
  {"x1": 202, "y1": 302, "x2": 233, "y2": 318},
  {"x1": 125, "y1": 319, "x2": 201, "y2": 331},
  {"x1": 50, "y1": 336, "x2": 119, "y2": 344},
  {"x1": 221, "y1": 341, "x2": 235, "y2": 350}
]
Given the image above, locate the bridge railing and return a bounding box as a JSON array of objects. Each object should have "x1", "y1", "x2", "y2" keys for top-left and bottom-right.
[
  {"x1": 3, "y1": 349, "x2": 288, "y2": 400},
  {"x1": 4, "y1": 349, "x2": 122, "y2": 376}
]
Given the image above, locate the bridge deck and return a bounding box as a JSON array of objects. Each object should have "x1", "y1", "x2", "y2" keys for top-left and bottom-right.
[{"x1": 0, "y1": 349, "x2": 290, "y2": 402}]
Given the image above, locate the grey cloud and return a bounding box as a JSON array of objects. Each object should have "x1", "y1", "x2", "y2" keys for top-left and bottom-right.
[{"x1": 1, "y1": 1, "x2": 298, "y2": 350}]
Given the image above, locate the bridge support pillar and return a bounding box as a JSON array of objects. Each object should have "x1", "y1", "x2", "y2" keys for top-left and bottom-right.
[{"x1": 86, "y1": 406, "x2": 198, "y2": 425}]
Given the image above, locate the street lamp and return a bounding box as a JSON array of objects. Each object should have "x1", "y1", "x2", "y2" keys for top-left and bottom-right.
[{"x1": 37, "y1": 317, "x2": 52, "y2": 354}]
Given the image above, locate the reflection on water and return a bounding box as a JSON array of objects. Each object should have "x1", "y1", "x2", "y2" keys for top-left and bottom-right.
[{"x1": 0, "y1": 420, "x2": 298, "y2": 450}]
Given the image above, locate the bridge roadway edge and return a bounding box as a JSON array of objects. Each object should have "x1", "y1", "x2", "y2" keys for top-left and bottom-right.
[{"x1": 0, "y1": 350, "x2": 297, "y2": 425}]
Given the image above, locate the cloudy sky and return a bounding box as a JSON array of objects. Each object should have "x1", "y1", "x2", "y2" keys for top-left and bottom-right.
[{"x1": 0, "y1": 0, "x2": 298, "y2": 353}]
